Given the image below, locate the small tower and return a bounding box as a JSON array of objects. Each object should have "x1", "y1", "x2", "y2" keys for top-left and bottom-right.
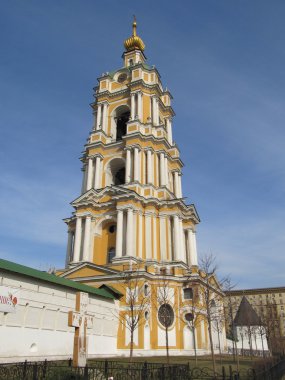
[{"x1": 59, "y1": 19, "x2": 225, "y2": 357}]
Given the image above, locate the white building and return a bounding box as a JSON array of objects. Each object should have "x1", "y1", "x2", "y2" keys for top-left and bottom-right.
[{"x1": 0, "y1": 258, "x2": 119, "y2": 363}]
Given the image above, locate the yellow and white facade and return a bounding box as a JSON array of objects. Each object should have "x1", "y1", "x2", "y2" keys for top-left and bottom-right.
[{"x1": 58, "y1": 19, "x2": 226, "y2": 356}]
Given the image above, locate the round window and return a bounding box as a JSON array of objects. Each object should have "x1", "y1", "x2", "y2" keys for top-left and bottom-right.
[
  {"x1": 109, "y1": 225, "x2": 116, "y2": 233},
  {"x1": 117, "y1": 73, "x2": 127, "y2": 83},
  {"x1": 158, "y1": 304, "x2": 174, "y2": 328}
]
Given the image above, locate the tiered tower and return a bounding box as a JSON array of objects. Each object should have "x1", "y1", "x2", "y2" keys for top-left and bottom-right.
[
  {"x1": 59, "y1": 19, "x2": 226, "y2": 356},
  {"x1": 64, "y1": 18, "x2": 199, "y2": 270}
]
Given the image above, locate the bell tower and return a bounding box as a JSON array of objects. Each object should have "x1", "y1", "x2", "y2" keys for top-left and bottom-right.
[
  {"x1": 58, "y1": 18, "x2": 228, "y2": 357},
  {"x1": 64, "y1": 17, "x2": 200, "y2": 273}
]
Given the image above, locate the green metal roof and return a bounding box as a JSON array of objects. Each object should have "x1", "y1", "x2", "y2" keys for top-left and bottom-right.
[
  {"x1": 0, "y1": 258, "x2": 115, "y2": 300},
  {"x1": 99, "y1": 284, "x2": 123, "y2": 299}
]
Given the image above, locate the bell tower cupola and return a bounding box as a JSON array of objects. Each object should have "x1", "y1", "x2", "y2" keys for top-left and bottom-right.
[{"x1": 123, "y1": 16, "x2": 146, "y2": 67}]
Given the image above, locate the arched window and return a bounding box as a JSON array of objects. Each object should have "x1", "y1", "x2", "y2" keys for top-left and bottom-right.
[
  {"x1": 116, "y1": 110, "x2": 130, "y2": 141},
  {"x1": 114, "y1": 167, "x2": 125, "y2": 185},
  {"x1": 107, "y1": 158, "x2": 126, "y2": 186},
  {"x1": 107, "y1": 247, "x2": 116, "y2": 263},
  {"x1": 144, "y1": 284, "x2": 149, "y2": 296}
]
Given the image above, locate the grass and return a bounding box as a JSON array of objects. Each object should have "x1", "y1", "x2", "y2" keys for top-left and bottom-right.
[{"x1": 89, "y1": 354, "x2": 261, "y2": 373}]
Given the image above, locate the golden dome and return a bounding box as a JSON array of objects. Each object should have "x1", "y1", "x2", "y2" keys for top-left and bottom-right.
[{"x1": 124, "y1": 16, "x2": 145, "y2": 52}]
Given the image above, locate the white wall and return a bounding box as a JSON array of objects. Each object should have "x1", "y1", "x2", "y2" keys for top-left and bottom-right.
[{"x1": 0, "y1": 272, "x2": 118, "y2": 362}]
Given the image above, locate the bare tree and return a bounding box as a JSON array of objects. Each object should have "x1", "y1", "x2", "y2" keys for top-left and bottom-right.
[
  {"x1": 182, "y1": 286, "x2": 204, "y2": 366},
  {"x1": 153, "y1": 275, "x2": 175, "y2": 364},
  {"x1": 223, "y1": 278, "x2": 240, "y2": 370},
  {"x1": 199, "y1": 254, "x2": 225, "y2": 374},
  {"x1": 116, "y1": 268, "x2": 150, "y2": 361},
  {"x1": 212, "y1": 303, "x2": 225, "y2": 365}
]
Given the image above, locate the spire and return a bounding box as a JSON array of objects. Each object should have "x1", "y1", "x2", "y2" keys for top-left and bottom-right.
[
  {"x1": 132, "y1": 15, "x2": 137, "y2": 36},
  {"x1": 124, "y1": 16, "x2": 145, "y2": 52}
]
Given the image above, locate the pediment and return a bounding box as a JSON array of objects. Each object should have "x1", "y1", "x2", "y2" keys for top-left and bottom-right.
[
  {"x1": 209, "y1": 274, "x2": 223, "y2": 291},
  {"x1": 71, "y1": 186, "x2": 134, "y2": 207},
  {"x1": 58, "y1": 262, "x2": 120, "y2": 279}
]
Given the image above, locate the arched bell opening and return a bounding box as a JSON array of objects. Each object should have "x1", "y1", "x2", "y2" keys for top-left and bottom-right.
[
  {"x1": 108, "y1": 158, "x2": 126, "y2": 186},
  {"x1": 112, "y1": 105, "x2": 130, "y2": 142}
]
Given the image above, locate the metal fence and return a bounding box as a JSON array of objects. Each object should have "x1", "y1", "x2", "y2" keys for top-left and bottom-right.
[
  {"x1": 0, "y1": 359, "x2": 282, "y2": 380},
  {"x1": 0, "y1": 360, "x2": 188, "y2": 380}
]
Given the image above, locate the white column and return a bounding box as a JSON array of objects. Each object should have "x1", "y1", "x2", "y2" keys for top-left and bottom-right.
[
  {"x1": 94, "y1": 156, "x2": 101, "y2": 189},
  {"x1": 159, "y1": 216, "x2": 166, "y2": 262},
  {"x1": 86, "y1": 158, "x2": 94, "y2": 191},
  {"x1": 145, "y1": 214, "x2": 152, "y2": 259},
  {"x1": 173, "y1": 215, "x2": 180, "y2": 261},
  {"x1": 164, "y1": 155, "x2": 168, "y2": 187},
  {"x1": 138, "y1": 212, "x2": 142, "y2": 258},
  {"x1": 152, "y1": 215, "x2": 157, "y2": 261},
  {"x1": 102, "y1": 102, "x2": 108, "y2": 133},
  {"x1": 138, "y1": 92, "x2": 143, "y2": 121},
  {"x1": 65, "y1": 229, "x2": 74, "y2": 267},
  {"x1": 92, "y1": 111, "x2": 97, "y2": 131},
  {"x1": 179, "y1": 219, "x2": 186, "y2": 263},
  {"x1": 131, "y1": 93, "x2": 136, "y2": 120},
  {"x1": 82, "y1": 216, "x2": 91, "y2": 262},
  {"x1": 81, "y1": 165, "x2": 87, "y2": 194},
  {"x1": 188, "y1": 229, "x2": 198, "y2": 266},
  {"x1": 138, "y1": 150, "x2": 141, "y2": 182},
  {"x1": 141, "y1": 151, "x2": 145, "y2": 184},
  {"x1": 96, "y1": 104, "x2": 102, "y2": 130},
  {"x1": 155, "y1": 98, "x2": 159, "y2": 125},
  {"x1": 116, "y1": 210, "x2": 123, "y2": 258},
  {"x1": 147, "y1": 150, "x2": 153, "y2": 184},
  {"x1": 134, "y1": 148, "x2": 139, "y2": 182},
  {"x1": 174, "y1": 171, "x2": 179, "y2": 197},
  {"x1": 126, "y1": 208, "x2": 133, "y2": 256},
  {"x1": 73, "y1": 217, "x2": 82, "y2": 263},
  {"x1": 125, "y1": 149, "x2": 131, "y2": 183},
  {"x1": 178, "y1": 173, "x2": 182, "y2": 197},
  {"x1": 160, "y1": 152, "x2": 165, "y2": 186},
  {"x1": 166, "y1": 118, "x2": 173, "y2": 145}
]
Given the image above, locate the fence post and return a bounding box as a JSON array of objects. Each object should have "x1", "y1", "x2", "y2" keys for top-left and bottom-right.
[
  {"x1": 43, "y1": 359, "x2": 47, "y2": 378},
  {"x1": 32, "y1": 362, "x2": 37, "y2": 380},
  {"x1": 104, "y1": 359, "x2": 108, "y2": 377},
  {"x1": 23, "y1": 360, "x2": 28, "y2": 380},
  {"x1": 84, "y1": 364, "x2": 88, "y2": 380},
  {"x1": 161, "y1": 364, "x2": 165, "y2": 380},
  {"x1": 68, "y1": 358, "x2": 72, "y2": 367},
  {"x1": 222, "y1": 366, "x2": 226, "y2": 380},
  {"x1": 229, "y1": 365, "x2": 233, "y2": 380},
  {"x1": 141, "y1": 361, "x2": 147, "y2": 380}
]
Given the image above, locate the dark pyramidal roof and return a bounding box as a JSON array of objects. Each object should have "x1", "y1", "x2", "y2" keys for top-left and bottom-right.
[{"x1": 234, "y1": 296, "x2": 261, "y2": 326}]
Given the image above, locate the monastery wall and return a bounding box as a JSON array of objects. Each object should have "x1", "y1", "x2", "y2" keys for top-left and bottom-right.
[{"x1": 0, "y1": 270, "x2": 118, "y2": 363}]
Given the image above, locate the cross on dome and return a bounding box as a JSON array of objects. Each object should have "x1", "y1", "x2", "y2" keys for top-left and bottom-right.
[{"x1": 124, "y1": 16, "x2": 145, "y2": 52}]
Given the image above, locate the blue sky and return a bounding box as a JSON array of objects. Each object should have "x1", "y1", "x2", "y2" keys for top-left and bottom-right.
[{"x1": 0, "y1": 1, "x2": 284, "y2": 289}]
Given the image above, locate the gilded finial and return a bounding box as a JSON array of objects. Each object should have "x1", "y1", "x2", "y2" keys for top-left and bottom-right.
[
  {"x1": 124, "y1": 16, "x2": 145, "y2": 52},
  {"x1": 133, "y1": 15, "x2": 137, "y2": 36}
]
